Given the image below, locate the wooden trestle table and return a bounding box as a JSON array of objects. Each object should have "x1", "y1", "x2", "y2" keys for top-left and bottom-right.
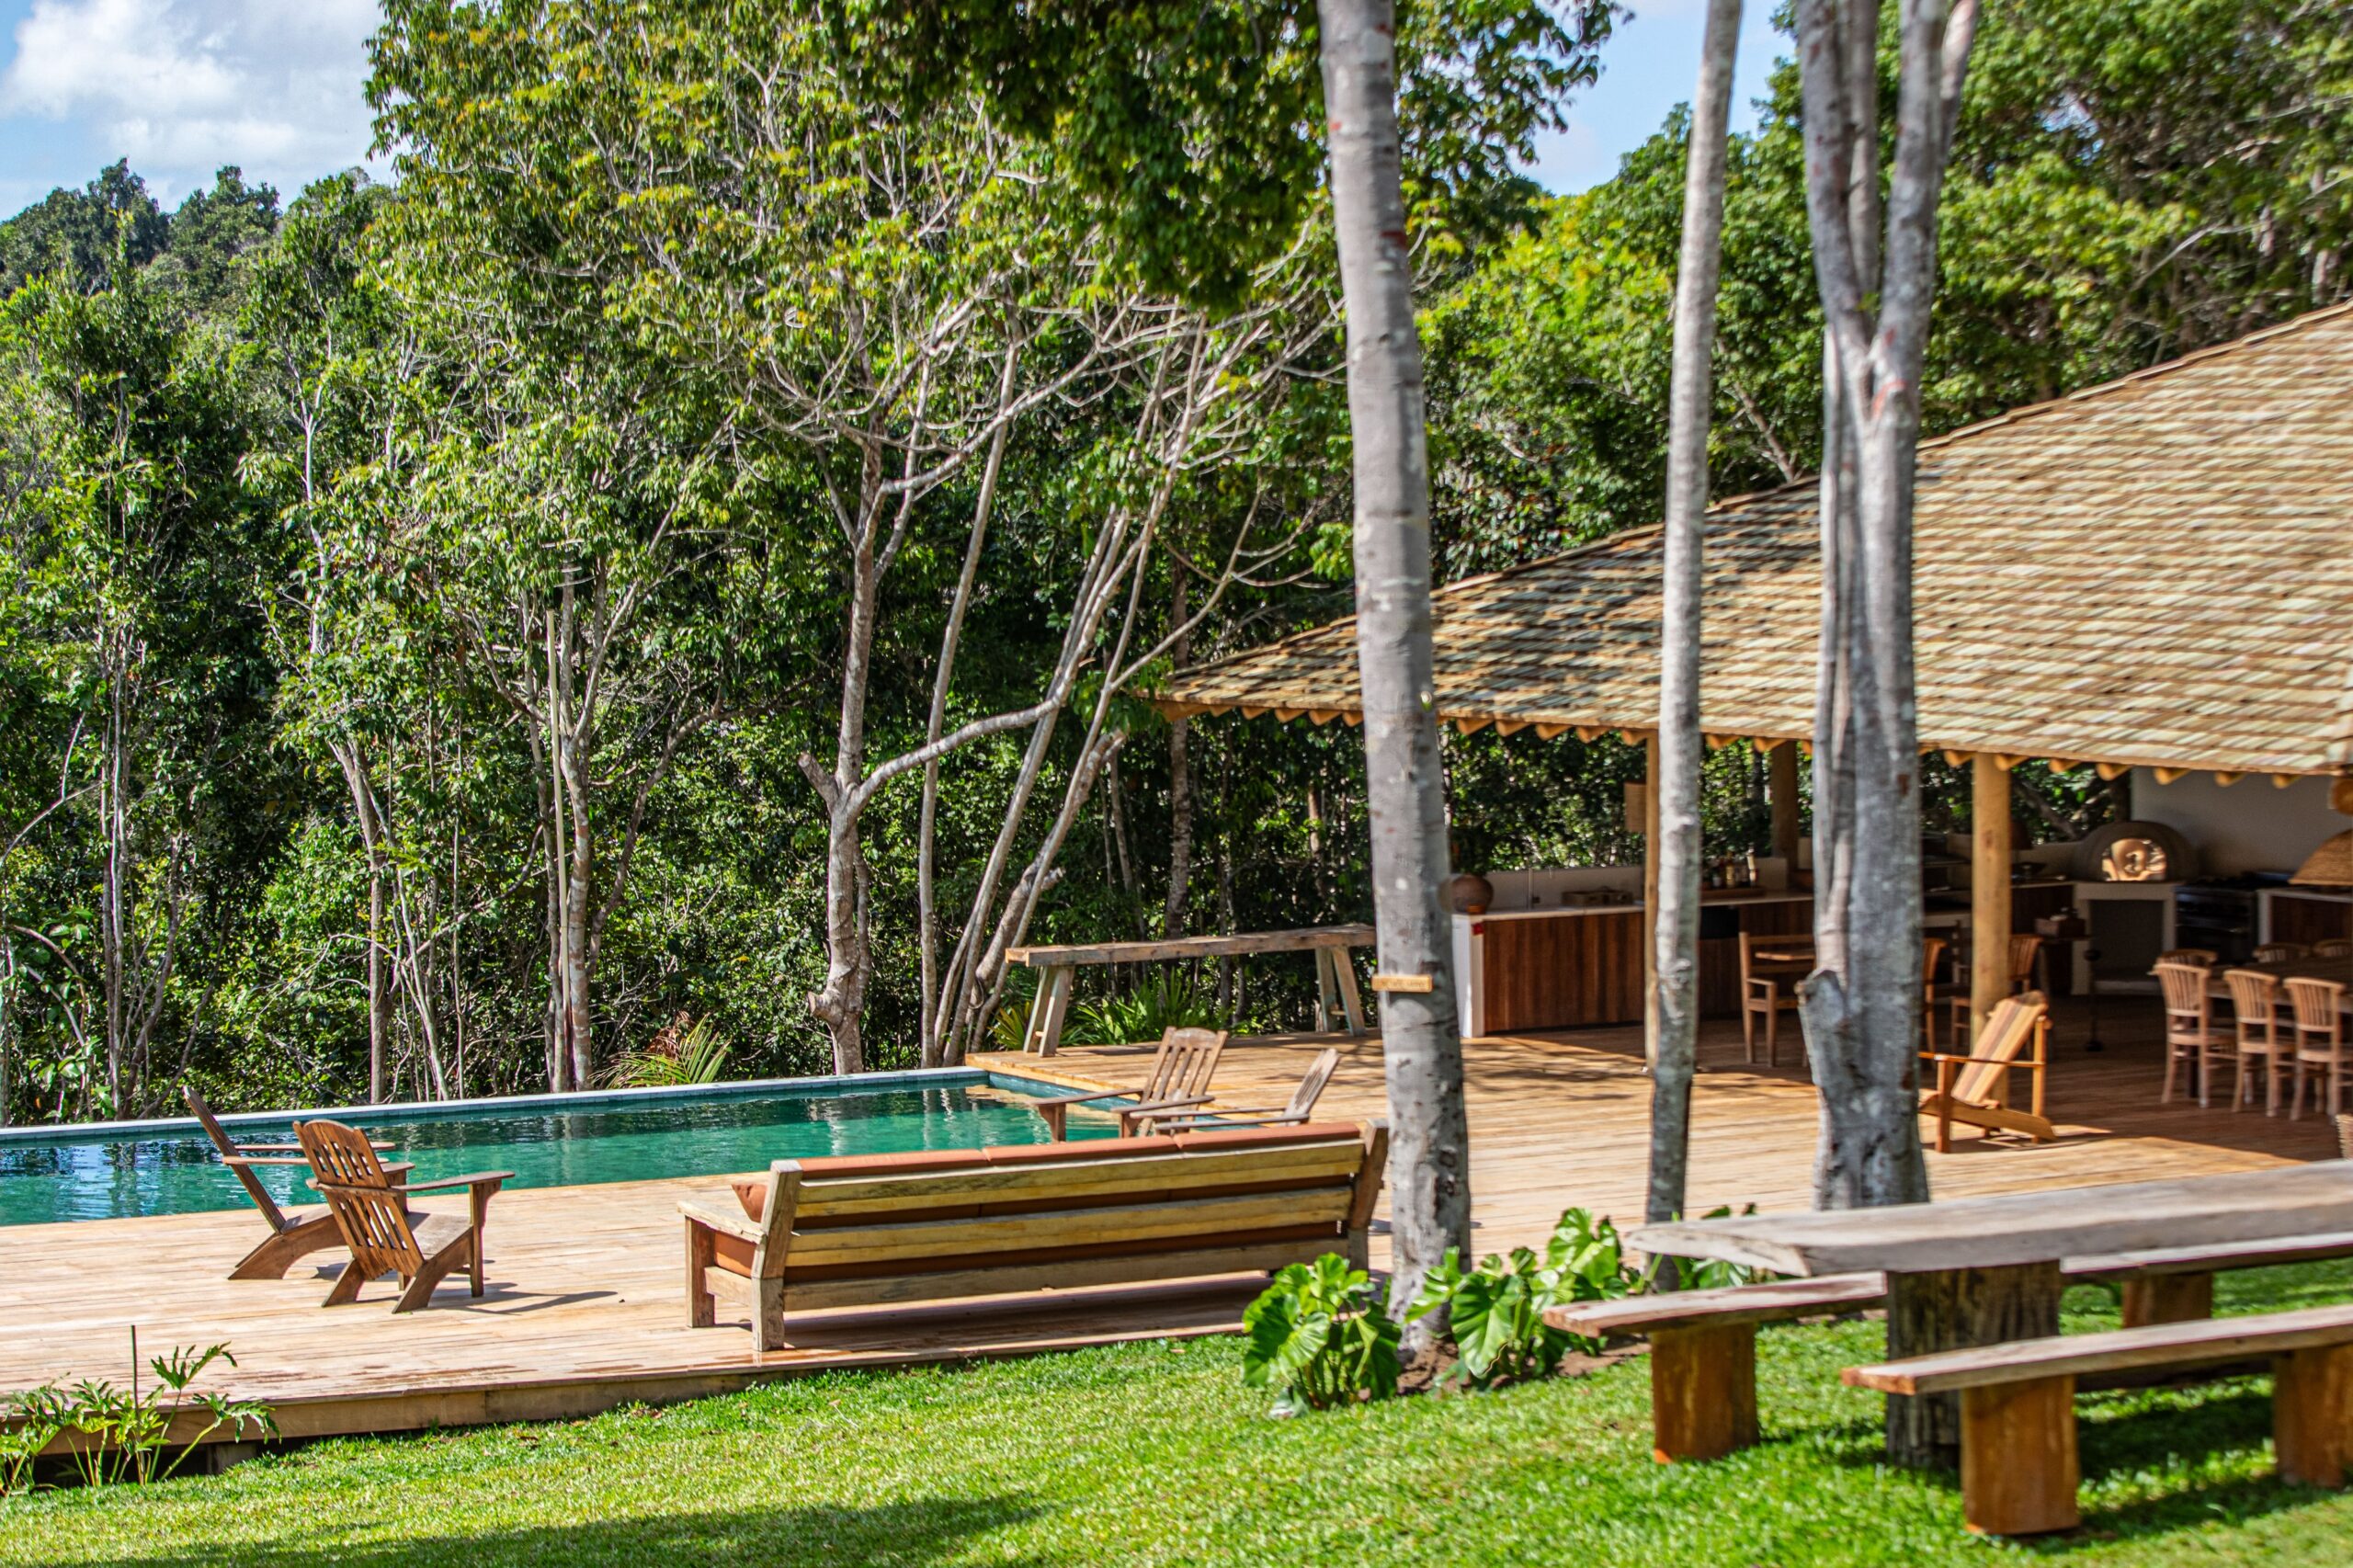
[{"x1": 1631, "y1": 1162, "x2": 2353, "y2": 1467}]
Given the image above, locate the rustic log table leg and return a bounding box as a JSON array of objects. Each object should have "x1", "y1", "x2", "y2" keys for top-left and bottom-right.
[
  {"x1": 2120, "y1": 1272, "x2": 2214, "y2": 1329},
  {"x1": 1313, "y1": 948, "x2": 1336, "y2": 1034},
  {"x1": 1886, "y1": 1262, "x2": 2063, "y2": 1469},
  {"x1": 1650, "y1": 1322, "x2": 1759, "y2": 1461},
  {"x1": 1029, "y1": 966, "x2": 1074, "y2": 1056},
  {"x1": 1332, "y1": 947, "x2": 1368, "y2": 1036},
  {"x1": 2274, "y1": 1343, "x2": 2353, "y2": 1488}
]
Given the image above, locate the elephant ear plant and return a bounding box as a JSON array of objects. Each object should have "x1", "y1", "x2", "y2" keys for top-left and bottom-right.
[
  {"x1": 1241, "y1": 1256, "x2": 1403, "y2": 1414},
  {"x1": 1408, "y1": 1208, "x2": 1643, "y2": 1390}
]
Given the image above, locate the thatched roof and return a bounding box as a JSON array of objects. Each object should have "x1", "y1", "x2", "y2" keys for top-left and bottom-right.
[{"x1": 1162, "y1": 304, "x2": 2353, "y2": 779}]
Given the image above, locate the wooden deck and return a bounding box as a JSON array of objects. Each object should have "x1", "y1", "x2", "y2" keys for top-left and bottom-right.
[{"x1": 3, "y1": 1001, "x2": 2336, "y2": 1447}]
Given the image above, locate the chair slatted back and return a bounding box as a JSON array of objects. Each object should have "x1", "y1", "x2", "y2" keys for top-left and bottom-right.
[
  {"x1": 1143, "y1": 1028, "x2": 1227, "y2": 1102},
  {"x1": 2313, "y1": 939, "x2": 2353, "y2": 959},
  {"x1": 297, "y1": 1119, "x2": 422, "y2": 1280},
  {"x1": 1954, "y1": 992, "x2": 2047, "y2": 1106},
  {"x1": 2224, "y1": 970, "x2": 2282, "y2": 1048},
  {"x1": 2006, "y1": 934, "x2": 2043, "y2": 986},
  {"x1": 1922, "y1": 937, "x2": 1948, "y2": 985},
  {"x1": 2255, "y1": 942, "x2": 2309, "y2": 964},
  {"x1": 2157, "y1": 949, "x2": 2218, "y2": 968},
  {"x1": 1284, "y1": 1048, "x2": 1343, "y2": 1119},
  {"x1": 2155, "y1": 961, "x2": 2215, "y2": 1041},
  {"x1": 2285, "y1": 978, "x2": 2347, "y2": 1043},
  {"x1": 184, "y1": 1085, "x2": 289, "y2": 1231}
]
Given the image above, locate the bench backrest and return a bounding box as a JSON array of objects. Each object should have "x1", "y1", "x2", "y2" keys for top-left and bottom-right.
[
  {"x1": 724, "y1": 1120, "x2": 1384, "y2": 1284},
  {"x1": 1953, "y1": 992, "x2": 2047, "y2": 1105}
]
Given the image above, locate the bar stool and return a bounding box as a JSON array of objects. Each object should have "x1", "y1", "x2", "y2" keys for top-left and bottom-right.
[
  {"x1": 2285, "y1": 977, "x2": 2348, "y2": 1120},
  {"x1": 2221, "y1": 970, "x2": 2290, "y2": 1116},
  {"x1": 2155, "y1": 960, "x2": 2223, "y2": 1108}
]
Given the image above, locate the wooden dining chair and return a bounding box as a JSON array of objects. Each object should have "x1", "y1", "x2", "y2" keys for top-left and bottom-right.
[
  {"x1": 2313, "y1": 938, "x2": 2353, "y2": 959},
  {"x1": 1948, "y1": 934, "x2": 2044, "y2": 1046},
  {"x1": 1920, "y1": 937, "x2": 1950, "y2": 1050},
  {"x1": 2284, "y1": 978, "x2": 2348, "y2": 1121},
  {"x1": 1739, "y1": 932, "x2": 1805, "y2": 1069},
  {"x1": 296, "y1": 1119, "x2": 512, "y2": 1312},
  {"x1": 2221, "y1": 970, "x2": 2290, "y2": 1116},
  {"x1": 2255, "y1": 942, "x2": 2310, "y2": 964},
  {"x1": 2155, "y1": 949, "x2": 2219, "y2": 968},
  {"x1": 2155, "y1": 960, "x2": 2223, "y2": 1108}
]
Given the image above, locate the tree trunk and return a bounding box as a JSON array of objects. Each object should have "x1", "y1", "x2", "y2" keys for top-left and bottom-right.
[
  {"x1": 1793, "y1": 0, "x2": 1978, "y2": 1210},
  {"x1": 1646, "y1": 0, "x2": 1745, "y2": 1256},
  {"x1": 1317, "y1": 0, "x2": 1472, "y2": 1346},
  {"x1": 1163, "y1": 574, "x2": 1194, "y2": 939},
  {"x1": 332, "y1": 743, "x2": 392, "y2": 1104}
]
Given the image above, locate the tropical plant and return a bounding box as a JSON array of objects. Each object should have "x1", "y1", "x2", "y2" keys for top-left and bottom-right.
[
  {"x1": 1241, "y1": 1254, "x2": 1402, "y2": 1415},
  {"x1": 1408, "y1": 1207, "x2": 1642, "y2": 1388},
  {"x1": 1, "y1": 1335, "x2": 275, "y2": 1495},
  {"x1": 602, "y1": 1016, "x2": 731, "y2": 1090},
  {"x1": 1059, "y1": 971, "x2": 1226, "y2": 1049}
]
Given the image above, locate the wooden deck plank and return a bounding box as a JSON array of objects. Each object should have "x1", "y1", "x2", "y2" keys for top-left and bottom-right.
[{"x1": 1, "y1": 1002, "x2": 2336, "y2": 1447}]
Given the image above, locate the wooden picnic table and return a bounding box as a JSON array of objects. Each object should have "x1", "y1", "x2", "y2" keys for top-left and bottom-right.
[
  {"x1": 1006, "y1": 924, "x2": 1375, "y2": 1055},
  {"x1": 1631, "y1": 1161, "x2": 2353, "y2": 1467}
]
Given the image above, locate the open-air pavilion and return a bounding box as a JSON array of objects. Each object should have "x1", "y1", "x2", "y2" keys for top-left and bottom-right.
[{"x1": 1159, "y1": 301, "x2": 2353, "y2": 1056}]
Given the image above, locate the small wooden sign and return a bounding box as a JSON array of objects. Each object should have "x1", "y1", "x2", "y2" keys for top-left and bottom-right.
[{"x1": 1370, "y1": 972, "x2": 1436, "y2": 994}]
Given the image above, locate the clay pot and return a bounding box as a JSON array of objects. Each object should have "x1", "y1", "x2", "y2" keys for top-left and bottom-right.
[{"x1": 1446, "y1": 871, "x2": 1494, "y2": 915}]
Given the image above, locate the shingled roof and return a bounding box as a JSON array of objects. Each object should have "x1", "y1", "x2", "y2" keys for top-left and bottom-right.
[{"x1": 1162, "y1": 303, "x2": 2353, "y2": 778}]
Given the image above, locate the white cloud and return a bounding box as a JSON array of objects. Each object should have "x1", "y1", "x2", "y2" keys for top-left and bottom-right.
[{"x1": 0, "y1": 0, "x2": 381, "y2": 199}]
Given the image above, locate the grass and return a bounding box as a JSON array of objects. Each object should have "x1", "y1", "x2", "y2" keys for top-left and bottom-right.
[{"x1": 6, "y1": 1261, "x2": 2350, "y2": 1567}]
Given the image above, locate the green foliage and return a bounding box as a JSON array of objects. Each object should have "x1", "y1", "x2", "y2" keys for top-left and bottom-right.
[
  {"x1": 1408, "y1": 1206, "x2": 1640, "y2": 1388},
  {"x1": 0, "y1": 1337, "x2": 274, "y2": 1495},
  {"x1": 602, "y1": 1017, "x2": 733, "y2": 1090},
  {"x1": 1059, "y1": 971, "x2": 1226, "y2": 1049},
  {"x1": 1241, "y1": 1255, "x2": 1402, "y2": 1414}
]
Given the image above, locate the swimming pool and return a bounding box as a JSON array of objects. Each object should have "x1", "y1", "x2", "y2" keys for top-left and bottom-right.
[{"x1": 0, "y1": 1069, "x2": 1116, "y2": 1227}]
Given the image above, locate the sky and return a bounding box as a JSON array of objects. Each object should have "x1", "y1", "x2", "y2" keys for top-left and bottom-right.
[{"x1": 0, "y1": 0, "x2": 1790, "y2": 218}]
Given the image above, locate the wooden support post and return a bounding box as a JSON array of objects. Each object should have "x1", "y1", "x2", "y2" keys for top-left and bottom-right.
[
  {"x1": 1028, "y1": 965, "x2": 1074, "y2": 1056},
  {"x1": 1768, "y1": 740, "x2": 1801, "y2": 866},
  {"x1": 1643, "y1": 733, "x2": 1662, "y2": 1065},
  {"x1": 1329, "y1": 947, "x2": 1368, "y2": 1036},
  {"x1": 1960, "y1": 1376, "x2": 2080, "y2": 1536},
  {"x1": 2120, "y1": 1273, "x2": 2214, "y2": 1329},
  {"x1": 1649, "y1": 1322, "x2": 1760, "y2": 1462},
  {"x1": 2274, "y1": 1343, "x2": 2353, "y2": 1488},
  {"x1": 1313, "y1": 947, "x2": 1336, "y2": 1034},
  {"x1": 1971, "y1": 754, "x2": 2014, "y2": 1044},
  {"x1": 1887, "y1": 1262, "x2": 2063, "y2": 1469}
]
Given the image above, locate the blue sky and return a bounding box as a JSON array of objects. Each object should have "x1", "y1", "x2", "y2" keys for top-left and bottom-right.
[{"x1": 0, "y1": 0, "x2": 1789, "y2": 216}]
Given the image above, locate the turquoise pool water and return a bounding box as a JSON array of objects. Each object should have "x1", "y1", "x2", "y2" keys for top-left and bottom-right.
[{"x1": 0, "y1": 1071, "x2": 1114, "y2": 1227}]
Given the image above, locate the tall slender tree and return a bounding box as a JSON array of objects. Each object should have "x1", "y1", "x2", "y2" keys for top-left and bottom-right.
[{"x1": 1645, "y1": 0, "x2": 1745, "y2": 1254}]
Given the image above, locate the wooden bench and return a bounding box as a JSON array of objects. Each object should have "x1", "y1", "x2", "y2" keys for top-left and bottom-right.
[
  {"x1": 1846, "y1": 1303, "x2": 2353, "y2": 1537},
  {"x1": 1553, "y1": 1232, "x2": 2353, "y2": 1463},
  {"x1": 1548, "y1": 1274, "x2": 1886, "y2": 1460},
  {"x1": 680, "y1": 1119, "x2": 1387, "y2": 1350}
]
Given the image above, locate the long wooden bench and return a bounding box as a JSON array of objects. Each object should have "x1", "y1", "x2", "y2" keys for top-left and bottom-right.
[
  {"x1": 1846, "y1": 1303, "x2": 2353, "y2": 1537},
  {"x1": 1554, "y1": 1230, "x2": 2353, "y2": 1463},
  {"x1": 681, "y1": 1120, "x2": 1387, "y2": 1350}
]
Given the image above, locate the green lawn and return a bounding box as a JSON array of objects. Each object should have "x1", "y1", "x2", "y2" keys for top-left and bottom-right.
[{"x1": 7, "y1": 1262, "x2": 2351, "y2": 1567}]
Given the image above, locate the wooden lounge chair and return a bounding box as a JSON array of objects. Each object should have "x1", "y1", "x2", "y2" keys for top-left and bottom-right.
[
  {"x1": 680, "y1": 1119, "x2": 1387, "y2": 1351},
  {"x1": 1917, "y1": 991, "x2": 2052, "y2": 1153},
  {"x1": 296, "y1": 1119, "x2": 512, "y2": 1312},
  {"x1": 1132, "y1": 1047, "x2": 1343, "y2": 1133},
  {"x1": 184, "y1": 1085, "x2": 403, "y2": 1280},
  {"x1": 1031, "y1": 1027, "x2": 1227, "y2": 1140}
]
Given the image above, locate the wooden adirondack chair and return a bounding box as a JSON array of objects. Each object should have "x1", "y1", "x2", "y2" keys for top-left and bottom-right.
[
  {"x1": 185, "y1": 1085, "x2": 403, "y2": 1279},
  {"x1": 1132, "y1": 1047, "x2": 1344, "y2": 1133},
  {"x1": 1917, "y1": 991, "x2": 2053, "y2": 1153},
  {"x1": 296, "y1": 1119, "x2": 512, "y2": 1312},
  {"x1": 1033, "y1": 1028, "x2": 1227, "y2": 1140}
]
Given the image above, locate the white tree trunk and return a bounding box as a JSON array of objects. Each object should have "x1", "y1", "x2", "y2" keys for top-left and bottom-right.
[
  {"x1": 1646, "y1": 0, "x2": 1745, "y2": 1249},
  {"x1": 1317, "y1": 0, "x2": 1472, "y2": 1346},
  {"x1": 1792, "y1": 0, "x2": 1978, "y2": 1211}
]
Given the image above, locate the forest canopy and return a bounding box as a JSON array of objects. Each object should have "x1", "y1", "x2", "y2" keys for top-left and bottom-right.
[{"x1": 0, "y1": 0, "x2": 2345, "y2": 1123}]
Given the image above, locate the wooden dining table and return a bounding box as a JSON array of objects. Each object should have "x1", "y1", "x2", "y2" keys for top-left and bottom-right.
[{"x1": 1631, "y1": 1162, "x2": 2353, "y2": 1468}]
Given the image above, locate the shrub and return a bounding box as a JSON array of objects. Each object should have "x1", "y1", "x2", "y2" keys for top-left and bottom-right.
[
  {"x1": 1060, "y1": 970, "x2": 1224, "y2": 1047},
  {"x1": 1409, "y1": 1208, "x2": 1642, "y2": 1389},
  {"x1": 1242, "y1": 1255, "x2": 1401, "y2": 1414},
  {"x1": 2, "y1": 1336, "x2": 274, "y2": 1495}
]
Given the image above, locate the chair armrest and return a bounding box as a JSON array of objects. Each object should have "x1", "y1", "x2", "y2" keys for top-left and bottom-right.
[
  {"x1": 1916, "y1": 1052, "x2": 2043, "y2": 1070},
  {"x1": 677, "y1": 1199, "x2": 765, "y2": 1242},
  {"x1": 1032, "y1": 1087, "x2": 1131, "y2": 1108},
  {"x1": 224, "y1": 1155, "x2": 313, "y2": 1168},
  {"x1": 1123, "y1": 1094, "x2": 1215, "y2": 1116},
  {"x1": 239, "y1": 1141, "x2": 393, "y2": 1153},
  {"x1": 398, "y1": 1170, "x2": 514, "y2": 1195},
  {"x1": 1154, "y1": 1110, "x2": 1303, "y2": 1129}
]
